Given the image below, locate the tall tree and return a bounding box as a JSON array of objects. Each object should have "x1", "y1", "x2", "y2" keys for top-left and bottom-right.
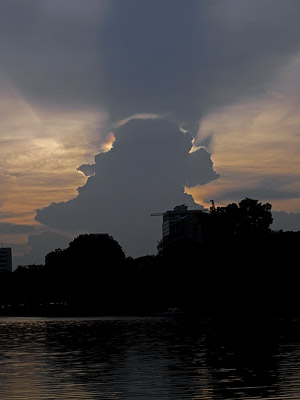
[{"x1": 211, "y1": 198, "x2": 273, "y2": 237}]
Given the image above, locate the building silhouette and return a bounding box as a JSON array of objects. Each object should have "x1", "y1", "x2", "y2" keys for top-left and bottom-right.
[
  {"x1": 153, "y1": 205, "x2": 208, "y2": 250},
  {"x1": 0, "y1": 247, "x2": 12, "y2": 272}
]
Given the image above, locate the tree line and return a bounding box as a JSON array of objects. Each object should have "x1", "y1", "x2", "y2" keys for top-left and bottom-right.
[{"x1": 0, "y1": 198, "x2": 299, "y2": 317}]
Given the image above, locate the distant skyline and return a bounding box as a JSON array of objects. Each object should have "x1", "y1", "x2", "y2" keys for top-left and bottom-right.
[{"x1": 0, "y1": 0, "x2": 300, "y2": 267}]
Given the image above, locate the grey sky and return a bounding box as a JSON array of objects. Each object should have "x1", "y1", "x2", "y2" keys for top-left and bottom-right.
[{"x1": 1, "y1": 1, "x2": 300, "y2": 130}]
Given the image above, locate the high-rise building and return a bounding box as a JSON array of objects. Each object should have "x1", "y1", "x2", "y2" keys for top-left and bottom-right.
[
  {"x1": 0, "y1": 247, "x2": 12, "y2": 272},
  {"x1": 154, "y1": 205, "x2": 209, "y2": 250}
]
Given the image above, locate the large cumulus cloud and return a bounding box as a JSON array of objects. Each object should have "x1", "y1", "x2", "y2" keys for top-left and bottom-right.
[
  {"x1": 36, "y1": 118, "x2": 218, "y2": 256},
  {"x1": 1, "y1": 0, "x2": 300, "y2": 262}
]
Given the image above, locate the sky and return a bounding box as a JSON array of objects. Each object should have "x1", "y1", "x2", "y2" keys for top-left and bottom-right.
[{"x1": 1, "y1": 0, "x2": 300, "y2": 267}]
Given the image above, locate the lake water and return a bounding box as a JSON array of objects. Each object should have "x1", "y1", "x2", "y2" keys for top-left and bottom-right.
[{"x1": 1, "y1": 315, "x2": 300, "y2": 399}]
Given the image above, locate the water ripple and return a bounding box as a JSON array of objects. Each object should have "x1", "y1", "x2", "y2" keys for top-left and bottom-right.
[{"x1": 0, "y1": 316, "x2": 300, "y2": 399}]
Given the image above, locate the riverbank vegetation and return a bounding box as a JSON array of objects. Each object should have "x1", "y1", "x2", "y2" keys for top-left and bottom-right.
[{"x1": 1, "y1": 198, "x2": 299, "y2": 318}]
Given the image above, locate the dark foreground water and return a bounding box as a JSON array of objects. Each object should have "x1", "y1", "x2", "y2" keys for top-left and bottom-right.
[{"x1": 1, "y1": 315, "x2": 300, "y2": 399}]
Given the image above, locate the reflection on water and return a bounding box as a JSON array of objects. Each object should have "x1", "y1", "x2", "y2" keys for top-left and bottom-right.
[{"x1": 0, "y1": 316, "x2": 300, "y2": 399}]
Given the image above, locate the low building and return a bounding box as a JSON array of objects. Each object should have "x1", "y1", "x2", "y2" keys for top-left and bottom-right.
[{"x1": 0, "y1": 247, "x2": 12, "y2": 272}]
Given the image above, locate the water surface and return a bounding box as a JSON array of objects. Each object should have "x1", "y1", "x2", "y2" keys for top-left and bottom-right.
[{"x1": 0, "y1": 316, "x2": 300, "y2": 399}]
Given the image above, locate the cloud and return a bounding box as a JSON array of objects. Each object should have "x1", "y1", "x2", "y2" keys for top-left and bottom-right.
[
  {"x1": 0, "y1": 222, "x2": 36, "y2": 234},
  {"x1": 36, "y1": 118, "x2": 218, "y2": 256},
  {"x1": 96, "y1": 0, "x2": 300, "y2": 132},
  {"x1": 188, "y1": 53, "x2": 300, "y2": 221},
  {"x1": 0, "y1": 0, "x2": 112, "y2": 112},
  {"x1": 1, "y1": 0, "x2": 300, "y2": 258},
  {"x1": 1, "y1": 1, "x2": 300, "y2": 134},
  {"x1": 0, "y1": 80, "x2": 111, "y2": 225},
  {"x1": 272, "y1": 211, "x2": 300, "y2": 232},
  {"x1": 13, "y1": 230, "x2": 72, "y2": 268},
  {"x1": 76, "y1": 164, "x2": 96, "y2": 177},
  {"x1": 186, "y1": 148, "x2": 220, "y2": 187}
]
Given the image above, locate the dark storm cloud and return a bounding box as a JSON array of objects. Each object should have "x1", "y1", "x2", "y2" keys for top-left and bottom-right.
[
  {"x1": 36, "y1": 118, "x2": 218, "y2": 256},
  {"x1": 1, "y1": 1, "x2": 300, "y2": 132}
]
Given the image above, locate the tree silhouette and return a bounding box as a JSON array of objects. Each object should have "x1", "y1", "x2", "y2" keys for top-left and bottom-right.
[
  {"x1": 210, "y1": 197, "x2": 273, "y2": 239},
  {"x1": 45, "y1": 234, "x2": 126, "y2": 312},
  {"x1": 2, "y1": 199, "x2": 300, "y2": 318}
]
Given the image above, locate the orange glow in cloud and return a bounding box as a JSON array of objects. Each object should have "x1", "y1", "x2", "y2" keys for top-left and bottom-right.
[
  {"x1": 100, "y1": 132, "x2": 116, "y2": 152},
  {"x1": 189, "y1": 53, "x2": 300, "y2": 214},
  {"x1": 0, "y1": 82, "x2": 111, "y2": 227},
  {"x1": 186, "y1": 89, "x2": 300, "y2": 213}
]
